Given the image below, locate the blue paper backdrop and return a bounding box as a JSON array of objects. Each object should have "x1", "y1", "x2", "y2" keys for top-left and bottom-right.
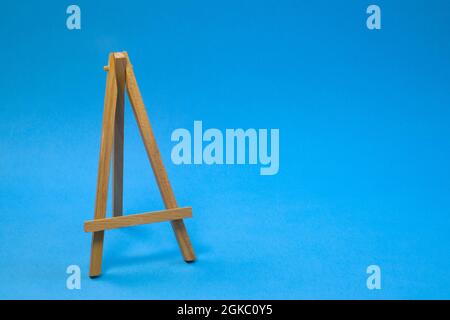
[{"x1": 0, "y1": 0, "x2": 449, "y2": 299}]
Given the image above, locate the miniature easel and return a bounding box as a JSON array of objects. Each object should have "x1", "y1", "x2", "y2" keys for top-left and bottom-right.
[{"x1": 84, "y1": 52, "x2": 195, "y2": 277}]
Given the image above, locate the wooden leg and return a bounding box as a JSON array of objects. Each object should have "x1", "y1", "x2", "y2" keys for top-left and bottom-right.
[
  {"x1": 124, "y1": 54, "x2": 196, "y2": 262},
  {"x1": 89, "y1": 54, "x2": 119, "y2": 277},
  {"x1": 89, "y1": 231, "x2": 105, "y2": 277},
  {"x1": 170, "y1": 219, "x2": 196, "y2": 262},
  {"x1": 112, "y1": 58, "x2": 126, "y2": 217}
]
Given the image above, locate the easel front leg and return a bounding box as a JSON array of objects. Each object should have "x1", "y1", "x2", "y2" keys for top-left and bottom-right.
[
  {"x1": 125, "y1": 57, "x2": 196, "y2": 262},
  {"x1": 170, "y1": 219, "x2": 196, "y2": 262},
  {"x1": 89, "y1": 55, "x2": 118, "y2": 277}
]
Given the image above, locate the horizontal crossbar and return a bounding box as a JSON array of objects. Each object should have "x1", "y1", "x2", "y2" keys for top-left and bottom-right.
[{"x1": 84, "y1": 207, "x2": 192, "y2": 232}]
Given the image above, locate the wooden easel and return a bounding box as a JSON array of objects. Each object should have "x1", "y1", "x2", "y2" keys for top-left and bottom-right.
[{"x1": 84, "y1": 52, "x2": 195, "y2": 277}]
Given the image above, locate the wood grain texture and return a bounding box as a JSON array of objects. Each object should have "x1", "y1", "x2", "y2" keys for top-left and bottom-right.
[
  {"x1": 89, "y1": 54, "x2": 118, "y2": 277},
  {"x1": 84, "y1": 207, "x2": 192, "y2": 232},
  {"x1": 124, "y1": 53, "x2": 196, "y2": 262},
  {"x1": 112, "y1": 56, "x2": 126, "y2": 217}
]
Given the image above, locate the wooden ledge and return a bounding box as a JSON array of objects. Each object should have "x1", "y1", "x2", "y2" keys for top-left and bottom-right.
[{"x1": 84, "y1": 207, "x2": 192, "y2": 232}]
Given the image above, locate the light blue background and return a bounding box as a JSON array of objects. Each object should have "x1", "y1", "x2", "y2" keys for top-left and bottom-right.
[{"x1": 1, "y1": 0, "x2": 449, "y2": 299}]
